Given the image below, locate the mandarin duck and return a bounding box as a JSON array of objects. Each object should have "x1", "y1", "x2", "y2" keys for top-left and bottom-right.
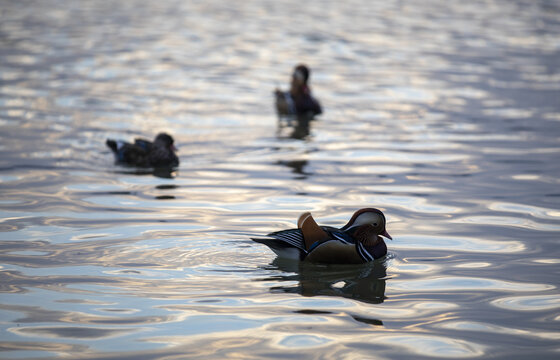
[
  {"x1": 252, "y1": 208, "x2": 392, "y2": 264},
  {"x1": 275, "y1": 64, "x2": 322, "y2": 116},
  {"x1": 106, "y1": 133, "x2": 179, "y2": 168}
]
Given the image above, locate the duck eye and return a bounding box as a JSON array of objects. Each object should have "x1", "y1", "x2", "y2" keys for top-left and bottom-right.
[{"x1": 373, "y1": 223, "x2": 378, "y2": 226}]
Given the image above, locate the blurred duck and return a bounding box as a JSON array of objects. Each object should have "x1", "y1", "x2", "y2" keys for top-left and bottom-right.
[
  {"x1": 252, "y1": 208, "x2": 392, "y2": 264},
  {"x1": 275, "y1": 64, "x2": 322, "y2": 116},
  {"x1": 106, "y1": 132, "x2": 179, "y2": 168}
]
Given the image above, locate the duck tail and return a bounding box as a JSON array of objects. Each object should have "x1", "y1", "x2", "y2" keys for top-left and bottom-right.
[
  {"x1": 106, "y1": 139, "x2": 118, "y2": 153},
  {"x1": 251, "y1": 237, "x2": 306, "y2": 261}
]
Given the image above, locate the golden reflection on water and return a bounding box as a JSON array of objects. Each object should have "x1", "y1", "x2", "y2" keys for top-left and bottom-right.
[
  {"x1": 390, "y1": 276, "x2": 554, "y2": 292},
  {"x1": 453, "y1": 215, "x2": 560, "y2": 231},
  {"x1": 392, "y1": 235, "x2": 526, "y2": 253},
  {"x1": 1, "y1": 0, "x2": 560, "y2": 358},
  {"x1": 491, "y1": 294, "x2": 560, "y2": 312},
  {"x1": 439, "y1": 321, "x2": 560, "y2": 341}
]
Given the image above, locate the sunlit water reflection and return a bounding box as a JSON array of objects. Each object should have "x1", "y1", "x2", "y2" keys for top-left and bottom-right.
[{"x1": 1, "y1": 0, "x2": 559, "y2": 359}]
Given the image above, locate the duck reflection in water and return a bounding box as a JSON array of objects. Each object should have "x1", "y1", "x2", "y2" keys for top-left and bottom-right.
[
  {"x1": 263, "y1": 258, "x2": 388, "y2": 305},
  {"x1": 277, "y1": 159, "x2": 311, "y2": 179},
  {"x1": 276, "y1": 114, "x2": 314, "y2": 178},
  {"x1": 277, "y1": 113, "x2": 314, "y2": 140},
  {"x1": 253, "y1": 209, "x2": 392, "y2": 304},
  {"x1": 112, "y1": 167, "x2": 178, "y2": 179}
]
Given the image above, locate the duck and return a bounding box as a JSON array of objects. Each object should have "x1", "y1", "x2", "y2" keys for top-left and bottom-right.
[
  {"x1": 106, "y1": 133, "x2": 179, "y2": 168},
  {"x1": 252, "y1": 208, "x2": 392, "y2": 264},
  {"x1": 275, "y1": 64, "x2": 322, "y2": 117}
]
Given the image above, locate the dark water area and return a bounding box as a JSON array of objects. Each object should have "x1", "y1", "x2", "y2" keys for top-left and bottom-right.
[{"x1": 1, "y1": 0, "x2": 559, "y2": 359}]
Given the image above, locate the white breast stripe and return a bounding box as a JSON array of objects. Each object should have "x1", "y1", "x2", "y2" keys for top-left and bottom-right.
[
  {"x1": 332, "y1": 233, "x2": 350, "y2": 244},
  {"x1": 356, "y1": 242, "x2": 373, "y2": 262}
]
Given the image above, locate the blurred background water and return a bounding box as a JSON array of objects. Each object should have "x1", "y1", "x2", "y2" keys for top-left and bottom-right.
[{"x1": 1, "y1": 0, "x2": 559, "y2": 358}]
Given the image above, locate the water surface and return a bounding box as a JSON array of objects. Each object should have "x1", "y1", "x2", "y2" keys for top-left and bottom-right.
[{"x1": 1, "y1": 0, "x2": 559, "y2": 359}]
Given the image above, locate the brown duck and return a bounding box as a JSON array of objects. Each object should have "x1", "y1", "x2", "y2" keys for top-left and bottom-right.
[
  {"x1": 252, "y1": 208, "x2": 392, "y2": 264},
  {"x1": 106, "y1": 133, "x2": 179, "y2": 168}
]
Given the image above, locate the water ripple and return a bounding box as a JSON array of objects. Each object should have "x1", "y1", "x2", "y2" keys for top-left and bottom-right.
[
  {"x1": 9, "y1": 325, "x2": 141, "y2": 339},
  {"x1": 390, "y1": 276, "x2": 554, "y2": 293},
  {"x1": 1, "y1": 0, "x2": 559, "y2": 359},
  {"x1": 453, "y1": 216, "x2": 560, "y2": 231},
  {"x1": 491, "y1": 294, "x2": 560, "y2": 312},
  {"x1": 365, "y1": 334, "x2": 485, "y2": 358},
  {"x1": 392, "y1": 235, "x2": 525, "y2": 253},
  {"x1": 439, "y1": 321, "x2": 560, "y2": 341},
  {"x1": 488, "y1": 202, "x2": 560, "y2": 220}
]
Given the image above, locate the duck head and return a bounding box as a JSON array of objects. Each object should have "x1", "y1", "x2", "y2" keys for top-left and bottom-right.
[
  {"x1": 154, "y1": 133, "x2": 177, "y2": 152},
  {"x1": 290, "y1": 64, "x2": 311, "y2": 94},
  {"x1": 341, "y1": 208, "x2": 392, "y2": 245}
]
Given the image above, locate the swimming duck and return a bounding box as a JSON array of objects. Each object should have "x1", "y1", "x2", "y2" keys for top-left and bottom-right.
[
  {"x1": 106, "y1": 133, "x2": 179, "y2": 168},
  {"x1": 275, "y1": 64, "x2": 322, "y2": 116},
  {"x1": 252, "y1": 208, "x2": 392, "y2": 264}
]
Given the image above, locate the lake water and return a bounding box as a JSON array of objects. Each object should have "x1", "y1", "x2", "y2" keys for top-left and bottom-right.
[{"x1": 1, "y1": 0, "x2": 559, "y2": 359}]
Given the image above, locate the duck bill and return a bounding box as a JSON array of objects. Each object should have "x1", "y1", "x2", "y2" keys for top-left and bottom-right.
[
  {"x1": 381, "y1": 230, "x2": 393, "y2": 240},
  {"x1": 171, "y1": 145, "x2": 178, "y2": 152}
]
